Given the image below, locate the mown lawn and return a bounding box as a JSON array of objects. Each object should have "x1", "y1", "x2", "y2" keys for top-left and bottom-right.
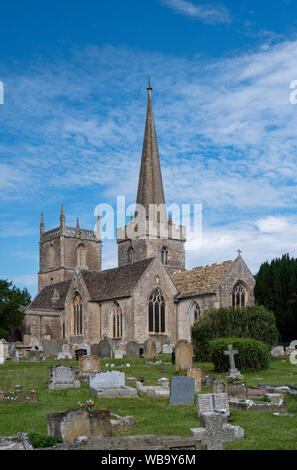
[{"x1": 0, "y1": 355, "x2": 297, "y2": 449}]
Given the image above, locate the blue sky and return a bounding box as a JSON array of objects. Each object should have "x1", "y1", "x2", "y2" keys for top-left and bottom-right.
[{"x1": 1, "y1": 0, "x2": 297, "y2": 298}]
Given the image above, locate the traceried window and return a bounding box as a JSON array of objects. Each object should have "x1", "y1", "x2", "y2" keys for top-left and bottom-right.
[
  {"x1": 128, "y1": 246, "x2": 135, "y2": 264},
  {"x1": 148, "y1": 288, "x2": 165, "y2": 333},
  {"x1": 77, "y1": 244, "x2": 86, "y2": 267},
  {"x1": 190, "y1": 301, "x2": 201, "y2": 322},
  {"x1": 161, "y1": 247, "x2": 168, "y2": 265},
  {"x1": 111, "y1": 301, "x2": 122, "y2": 338},
  {"x1": 73, "y1": 293, "x2": 83, "y2": 335},
  {"x1": 232, "y1": 282, "x2": 247, "y2": 308}
]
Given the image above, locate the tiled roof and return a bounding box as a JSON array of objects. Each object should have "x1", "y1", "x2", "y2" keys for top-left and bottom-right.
[
  {"x1": 82, "y1": 258, "x2": 154, "y2": 301},
  {"x1": 170, "y1": 260, "x2": 235, "y2": 298},
  {"x1": 28, "y1": 258, "x2": 154, "y2": 310},
  {"x1": 29, "y1": 279, "x2": 72, "y2": 310}
]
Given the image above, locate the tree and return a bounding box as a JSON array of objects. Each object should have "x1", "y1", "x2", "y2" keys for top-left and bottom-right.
[
  {"x1": 0, "y1": 279, "x2": 31, "y2": 339},
  {"x1": 254, "y1": 254, "x2": 297, "y2": 342}
]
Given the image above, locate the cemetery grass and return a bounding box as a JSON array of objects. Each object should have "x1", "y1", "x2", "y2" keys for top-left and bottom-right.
[{"x1": 1, "y1": 355, "x2": 297, "y2": 449}]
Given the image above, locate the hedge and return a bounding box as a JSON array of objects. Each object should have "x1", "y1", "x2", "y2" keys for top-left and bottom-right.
[
  {"x1": 191, "y1": 305, "x2": 279, "y2": 361},
  {"x1": 209, "y1": 337, "x2": 270, "y2": 372}
]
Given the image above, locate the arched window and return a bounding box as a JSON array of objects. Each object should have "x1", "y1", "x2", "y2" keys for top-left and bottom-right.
[
  {"x1": 48, "y1": 244, "x2": 55, "y2": 268},
  {"x1": 128, "y1": 246, "x2": 135, "y2": 264},
  {"x1": 161, "y1": 247, "x2": 168, "y2": 265},
  {"x1": 73, "y1": 293, "x2": 83, "y2": 335},
  {"x1": 190, "y1": 301, "x2": 201, "y2": 323},
  {"x1": 232, "y1": 282, "x2": 247, "y2": 308},
  {"x1": 77, "y1": 244, "x2": 86, "y2": 267},
  {"x1": 111, "y1": 301, "x2": 123, "y2": 338},
  {"x1": 148, "y1": 288, "x2": 165, "y2": 333}
]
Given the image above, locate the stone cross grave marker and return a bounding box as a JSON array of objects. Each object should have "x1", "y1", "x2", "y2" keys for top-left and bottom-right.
[
  {"x1": 169, "y1": 376, "x2": 195, "y2": 405},
  {"x1": 175, "y1": 339, "x2": 193, "y2": 371},
  {"x1": 224, "y1": 344, "x2": 243, "y2": 379}
]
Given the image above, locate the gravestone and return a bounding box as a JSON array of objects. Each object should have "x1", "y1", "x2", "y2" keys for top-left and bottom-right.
[
  {"x1": 144, "y1": 339, "x2": 157, "y2": 359},
  {"x1": 162, "y1": 344, "x2": 173, "y2": 354},
  {"x1": 175, "y1": 339, "x2": 193, "y2": 371},
  {"x1": 0, "y1": 339, "x2": 8, "y2": 364},
  {"x1": 224, "y1": 344, "x2": 243, "y2": 379},
  {"x1": 26, "y1": 350, "x2": 41, "y2": 362},
  {"x1": 126, "y1": 341, "x2": 139, "y2": 358},
  {"x1": 90, "y1": 371, "x2": 138, "y2": 398},
  {"x1": 187, "y1": 368, "x2": 202, "y2": 392},
  {"x1": 43, "y1": 339, "x2": 64, "y2": 358},
  {"x1": 47, "y1": 408, "x2": 111, "y2": 443},
  {"x1": 11, "y1": 350, "x2": 20, "y2": 363},
  {"x1": 57, "y1": 344, "x2": 73, "y2": 360},
  {"x1": 79, "y1": 354, "x2": 100, "y2": 373},
  {"x1": 197, "y1": 393, "x2": 230, "y2": 416},
  {"x1": 190, "y1": 412, "x2": 244, "y2": 450},
  {"x1": 169, "y1": 376, "x2": 195, "y2": 405},
  {"x1": 91, "y1": 343, "x2": 100, "y2": 356},
  {"x1": 48, "y1": 365, "x2": 81, "y2": 390},
  {"x1": 114, "y1": 349, "x2": 124, "y2": 359},
  {"x1": 227, "y1": 382, "x2": 247, "y2": 400},
  {"x1": 212, "y1": 380, "x2": 226, "y2": 394},
  {"x1": 290, "y1": 340, "x2": 297, "y2": 349},
  {"x1": 98, "y1": 339, "x2": 112, "y2": 359},
  {"x1": 75, "y1": 349, "x2": 87, "y2": 361}
]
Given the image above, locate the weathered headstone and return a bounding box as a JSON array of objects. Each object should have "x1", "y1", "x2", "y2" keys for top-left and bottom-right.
[
  {"x1": 169, "y1": 376, "x2": 195, "y2": 405},
  {"x1": 144, "y1": 339, "x2": 157, "y2": 359},
  {"x1": 26, "y1": 350, "x2": 42, "y2": 362},
  {"x1": 224, "y1": 344, "x2": 243, "y2": 379},
  {"x1": 79, "y1": 354, "x2": 100, "y2": 373},
  {"x1": 57, "y1": 344, "x2": 73, "y2": 360},
  {"x1": 212, "y1": 380, "x2": 226, "y2": 394},
  {"x1": 175, "y1": 339, "x2": 193, "y2": 371},
  {"x1": 98, "y1": 339, "x2": 112, "y2": 359},
  {"x1": 227, "y1": 382, "x2": 247, "y2": 400},
  {"x1": 187, "y1": 368, "x2": 202, "y2": 392},
  {"x1": 48, "y1": 365, "x2": 80, "y2": 390},
  {"x1": 43, "y1": 339, "x2": 64, "y2": 358},
  {"x1": 197, "y1": 393, "x2": 230, "y2": 416},
  {"x1": 47, "y1": 408, "x2": 111, "y2": 443},
  {"x1": 190, "y1": 412, "x2": 244, "y2": 450},
  {"x1": 11, "y1": 350, "x2": 20, "y2": 363},
  {"x1": 162, "y1": 344, "x2": 173, "y2": 354},
  {"x1": 90, "y1": 371, "x2": 137, "y2": 398},
  {"x1": 126, "y1": 341, "x2": 139, "y2": 358},
  {"x1": 0, "y1": 339, "x2": 8, "y2": 364},
  {"x1": 114, "y1": 349, "x2": 124, "y2": 359}
]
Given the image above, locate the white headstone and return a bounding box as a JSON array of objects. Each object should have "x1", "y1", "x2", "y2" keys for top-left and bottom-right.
[{"x1": 90, "y1": 371, "x2": 125, "y2": 390}]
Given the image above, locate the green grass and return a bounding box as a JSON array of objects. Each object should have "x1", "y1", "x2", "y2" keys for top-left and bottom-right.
[{"x1": 0, "y1": 355, "x2": 297, "y2": 449}]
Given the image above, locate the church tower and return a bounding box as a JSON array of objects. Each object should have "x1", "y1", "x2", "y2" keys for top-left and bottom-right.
[
  {"x1": 38, "y1": 203, "x2": 101, "y2": 292},
  {"x1": 117, "y1": 83, "x2": 186, "y2": 272}
]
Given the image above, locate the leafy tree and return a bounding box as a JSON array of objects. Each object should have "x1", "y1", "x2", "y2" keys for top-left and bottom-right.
[
  {"x1": 255, "y1": 254, "x2": 297, "y2": 342},
  {"x1": 0, "y1": 280, "x2": 31, "y2": 339}
]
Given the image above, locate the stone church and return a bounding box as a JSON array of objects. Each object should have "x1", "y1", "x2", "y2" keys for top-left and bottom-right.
[{"x1": 23, "y1": 84, "x2": 255, "y2": 350}]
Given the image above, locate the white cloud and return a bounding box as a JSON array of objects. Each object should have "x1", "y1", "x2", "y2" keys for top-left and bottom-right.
[{"x1": 161, "y1": 0, "x2": 231, "y2": 24}]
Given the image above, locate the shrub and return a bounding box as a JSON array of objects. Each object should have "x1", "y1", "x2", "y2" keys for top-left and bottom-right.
[
  {"x1": 27, "y1": 433, "x2": 61, "y2": 449},
  {"x1": 209, "y1": 337, "x2": 270, "y2": 372},
  {"x1": 191, "y1": 305, "x2": 279, "y2": 361}
]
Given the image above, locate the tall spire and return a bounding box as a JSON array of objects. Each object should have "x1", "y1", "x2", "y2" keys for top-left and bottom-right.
[
  {"x1": 60, "y1": 201, "x2": 65, "y2": 229},
  {"x1": 136, "y1": 82, "x2": 166, "y2": 219}
]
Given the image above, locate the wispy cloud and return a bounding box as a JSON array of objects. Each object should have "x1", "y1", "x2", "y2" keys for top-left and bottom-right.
[{"x1": 161, "y1": 0, "x2": 231, "y2": 24}]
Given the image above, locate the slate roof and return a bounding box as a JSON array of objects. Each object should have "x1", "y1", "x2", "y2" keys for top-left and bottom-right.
[
  {"x1": 170, "y1": 260, "x2": 236, "y2": 299},
  {"x1": 29, "y1": 279, "x2": 72, "y2": 310},
  {"x1": 28, "y1": 258, "x2": 154, "y2": 310}
]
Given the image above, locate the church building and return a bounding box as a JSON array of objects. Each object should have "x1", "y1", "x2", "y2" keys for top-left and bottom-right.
[{"x1": 23, "y1": 84, "x2": 255, "y2": 349}]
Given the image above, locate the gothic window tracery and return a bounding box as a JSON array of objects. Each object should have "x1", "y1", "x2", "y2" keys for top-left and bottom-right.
[
  {"x1": 111, "y1": 301, "x2": 123, "y2": 338},
  {"x1": 232, "y1": 282, "x2": 247, "y2": 308},
  {"x1": 73, "y1": 293, "x2": 83, "y2": 335},
  {"x1": 148, "y1": 288, "x2": 165, "y2": 333},
  {"x1": 161, "y1": 247, "x2": 168, "y2": 265}
]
